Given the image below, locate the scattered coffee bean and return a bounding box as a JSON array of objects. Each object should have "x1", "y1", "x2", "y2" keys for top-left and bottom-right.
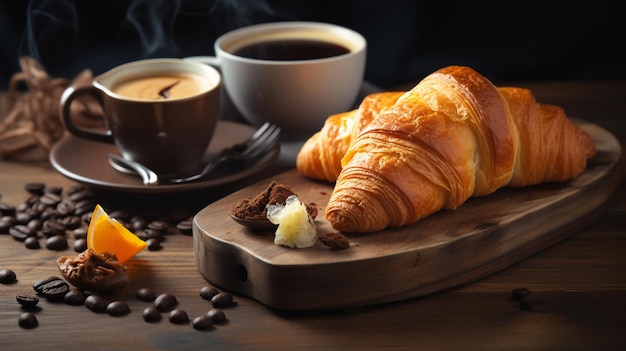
[
  {"x1": 148, "y1": 220, "x2": 168, "y2": 232},
  {"x1": 64, "y1": 289, "x2": 87, "y2": 305},
  {"x1": 210, "y1": 292, "x2": 234, "y2": 308},
  {"x1": 45, "y1": 185, "x2": 63, "y2": 195},
  {"x1": 0, "y1": 268, "x2": 17, "y2": 284},
  {"x1": 33, "y1": 276, "x2": 61, "y2": 292},
  {"x1": 146, "y1": 238, "x2": 162, "y2": 251},
  {"x1": 176, "y1": 219, "x2": 193, "y2": 235},
  {"x1": 85, "y1": 294, "x2": 108, "y2": 313},
  {"x1": 199, "y1": 286, "x2": 219, "y2": 301},
  {"x1": 169, "y1": 309, "x2": 189, "y2": 324},
  {"x1": 136, "y1": 288, "x2": 157, "y2": 302},
  {"x1": 107, "y1": 301, "x2": 131, "y2": 316},
  {"x1": 40, "y1": 192, "x2": 62, "y2": 206},
  {"x1": 73, "y1": 227, "x2": 87, "y2": 240},
  {"x1": 33, "y1": 276, "x2": 69, "y2": 299},
  {"x1": 73, "y1": 238, "x2": 87, "y2": 252},
  {"x1": 192, "y1": 315, "x2": 213, "y2": 330},
  {"x1": 207, "y1": 308, "x2": 226, "y2": 324},
  {"x1": 520, "y1": 297, "x2": 534, "y2": 311},
  {"x1": 142, "y1": 306, "x2": 162, "y2": 323},
  {"x1": 41, "y1": 220, "x2": 66, "y2": 237},
  {"x1": 16, "y1": 295, "x2": 39, "y2": 308},
  {"x1": 0, "y1": 202, "x2": 16, "y2": 216},
  {"x1": 154, "y1": 293, "x2": 178, "y2": 312},
  {"x1": 24, "y1": 236, "x2": 40, "y2": 249},
  {"x1": 27, "y1": 218, "x2": 43, "y2": 231},
  {"x1": 9, "y1": 224, "x2": 34, "y2": 241},
  {"x1": 24, "y1": 182, "x2": 45, "y2": 195},
  {"x1": 18, "y1": 312, "x2": 38, "y2": 329},
  {"x1": 512, "y1": 287, "x2": 532, "y2": 301},
  {"x1": 139, "y1": 228, "x2": 164, "y2": 241},
  {"x1": 46, "y1": 234, "x2": 69, "y2": 251}
]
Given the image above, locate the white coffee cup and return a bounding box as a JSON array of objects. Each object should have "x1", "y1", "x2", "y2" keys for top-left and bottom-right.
[{"x1": 186, "y1": 21, "x2": 367, "y2": 140}]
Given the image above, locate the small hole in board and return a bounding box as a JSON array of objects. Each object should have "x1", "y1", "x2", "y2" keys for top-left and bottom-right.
[{"x1": 235, "y1": 264, "x2": 248, "y2": 282}]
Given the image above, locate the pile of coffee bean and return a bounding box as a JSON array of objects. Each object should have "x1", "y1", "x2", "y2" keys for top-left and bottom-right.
[{"x1": 0, "y1": 182, "x2": 195, "y2": 253}]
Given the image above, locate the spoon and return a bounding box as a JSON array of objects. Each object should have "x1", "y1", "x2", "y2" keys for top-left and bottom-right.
[
  {"x1": 229, "y1": 214, "x2": 277, "y2": 230},
  {"x1": 107, "y1": 154, "x2": 159, "y2": 186}
]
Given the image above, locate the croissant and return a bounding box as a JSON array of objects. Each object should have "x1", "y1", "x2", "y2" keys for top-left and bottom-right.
[
  {"x1": 297, "y1": 66, "x2": 596, "y2": 233},
  {"x1": 296, "y1": 92, "x2": 404, "y2": 181}
]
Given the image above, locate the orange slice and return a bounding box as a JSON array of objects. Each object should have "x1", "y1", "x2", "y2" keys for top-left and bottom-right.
[{"x1": 87, "y1": 205, "x2": 147, "y2": 264}]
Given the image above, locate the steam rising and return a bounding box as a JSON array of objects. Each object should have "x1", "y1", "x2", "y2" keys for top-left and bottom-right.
[{"x1": 19, "y1": 0, "x2": 289, "y2": 77}]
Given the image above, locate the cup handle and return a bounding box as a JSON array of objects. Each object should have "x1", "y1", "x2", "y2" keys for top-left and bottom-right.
[
  {"x1": 184, "y1": 56, "x2": 221, "y2": 68},
  {"x1": 60, "y1": 85, "x2": 113, "y2": 143}
]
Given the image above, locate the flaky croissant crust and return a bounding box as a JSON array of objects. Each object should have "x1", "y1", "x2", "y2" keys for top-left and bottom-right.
[{"x1": 297, "y1": 66, "x2": 595, "y2": 233}]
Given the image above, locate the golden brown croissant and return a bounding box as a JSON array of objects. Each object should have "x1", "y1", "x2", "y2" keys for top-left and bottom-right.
[
  {"x1": 297, "y1": 66, "x2": 595, "y2": 233},
  {"x1": 296, "y1": 92, "x2": 404, "y2": 181}
]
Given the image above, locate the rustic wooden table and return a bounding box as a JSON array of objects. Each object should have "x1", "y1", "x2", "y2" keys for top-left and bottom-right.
[{"x1": 1, "y1": 80, "x2": 625, "y2": 350}]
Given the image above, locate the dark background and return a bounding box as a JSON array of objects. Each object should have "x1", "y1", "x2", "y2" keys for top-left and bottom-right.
[{"x1": 1, "y1": 0, "x2": 624, "y2": 90}]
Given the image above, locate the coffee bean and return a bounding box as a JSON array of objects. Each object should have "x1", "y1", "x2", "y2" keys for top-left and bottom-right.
[
  {"x1": 192, "y1": 315, "x2": 213, "y2": 330},
  {"x1": 33, "y1": 276, "x2": 61, "y2": 292},
  {"x1": 199, "y1": 286, "x2": 219, "y2": 301},
  {"x1": 131, "y1": 216, "x2": 148, "y2": 231},
  {"x1": 148, "y1": 220, "x2": 168, "y2": 232},
  {"x1": 42, "y1": 220, "x2": 66, "y2": 237},
  {"x1": 85, "y1": 294, "x2": 108, "y2": 313},
  {"x1": 154, "y1": 293, "x2": 178, "y2": 312},
  {"x1": 107, "y1": 301, "x2": 131, "y2": 316},
  {"x1": 73, "y1": 238, "x2": 87, "y2": 253},
  {"x1": 46, "y1": 235, "x2": 68, "y2": 251},
  {"x1": 0, "y1": 202, "x2": 16, "y2": 216},
  {"x1": 33, "y1": 276, "x2": 69, "y2": 299},
  {"x1": 16, "y1": 295, "x2": 39, "y2": 308},
  {"x1": 15, "y1": 212, "x2": 33, "y2": 225},
  {"x1": 142, "y1": 306, "x2": 162, "y2": 323},
  {"x1": 40, "y1": 192, "x2": 62, "y2": 206},
  {"x1": 24, "y1": 236, "x2": 40, "y2": 249},
  {"x1": 9, "y1": 224, "x2": 34, "y2": 241},
  {"x1": 520, "y1": 297, "x2": 534, "y2": 311},
  {"x1": 0, "y1": 269, "x2": 17, "y2": 284},
  {"x1": 0, "y1": 218, "x2": 13, "y2": 233},
  {"x1": 18, "y1": 312, "x2": 38, "y2": 329},
  {"x1": 176, "y1": 219, "x2": 193, "y2": 235},
  {"x1": 109, "y1": 209, "x2": 132, "y2": 222},
  {"x1": 27, "y1": 218, "x2": 43, "y2": 231},
  {"x1": 138, "y1": 228, "x2": 164, "y2": 241},
  {"x1": 56, "y1": 200, "x2": 75, "y2": 217},
  {"x1": 62, "y1": 215, "x2": 82, "y2": 230},
  {"x1": 210, "y1": 292, "x2": 234, "y2": 308},
  {"x1": 207, "y1": 308, "x2": 226, "y2": 324},
  {"x1": 146, "y1": 238, "x2": 162, "y2": 251},
  {"x1": 64, "y1": 289, "x2": 87, "y2": 305},
  {"x1": 45, "y1": 185, "x2": 63, "y2": 195},
  {"x1": 136, "y1": 288, "x2": 157, "y2": 302},
  {"x1": 73, "y1": 227, "x2": 87, "y2": 240},
  {"x1": 24, "y1": 182, "x2": 46, "y2": 195},
  {"x1": 168, "y1": 309, "x2": 189, "y2": 324},
  {"x1": 512, "y1": 288, "x2": 531, "y2": 301}
]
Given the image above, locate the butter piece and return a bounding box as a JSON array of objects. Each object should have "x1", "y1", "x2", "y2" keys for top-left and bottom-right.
[{"x1": 267, "y1": 195, "x2": 317, "y2": 248}]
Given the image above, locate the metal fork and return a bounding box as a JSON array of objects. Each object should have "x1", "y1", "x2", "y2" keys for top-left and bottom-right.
[{"x1": 169, "y1": 122, "x2": 281, "y2": 183}]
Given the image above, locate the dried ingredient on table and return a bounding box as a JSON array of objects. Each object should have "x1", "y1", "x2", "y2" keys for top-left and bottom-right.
[
  {"x1": 57, "y1": 248, "x2": 129, "y2": 292},
  {"x1": 229, "y1": 181, "x2": 318, "y2": 220},
  {"x1": 318, "y1": 232, "x2": 351, "y2": 250}
]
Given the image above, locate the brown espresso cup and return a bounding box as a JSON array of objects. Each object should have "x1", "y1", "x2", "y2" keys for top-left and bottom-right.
[{"x1": 60, "y1": 58, "x2": 222, "y2": 176}]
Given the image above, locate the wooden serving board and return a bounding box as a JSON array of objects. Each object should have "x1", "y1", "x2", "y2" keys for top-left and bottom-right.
[{"x1": 193, "y1": 121, "x2": 622, "y2": 311}]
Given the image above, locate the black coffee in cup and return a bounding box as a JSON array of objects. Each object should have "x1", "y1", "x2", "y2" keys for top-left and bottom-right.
[{"x1": 233, "y1": 39, "x2": 350, "y2": 61}]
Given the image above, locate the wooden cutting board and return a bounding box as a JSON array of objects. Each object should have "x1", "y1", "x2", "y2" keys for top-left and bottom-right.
[{"x1": 193, "y1": 121, "x2": 622, "y2": 311}]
